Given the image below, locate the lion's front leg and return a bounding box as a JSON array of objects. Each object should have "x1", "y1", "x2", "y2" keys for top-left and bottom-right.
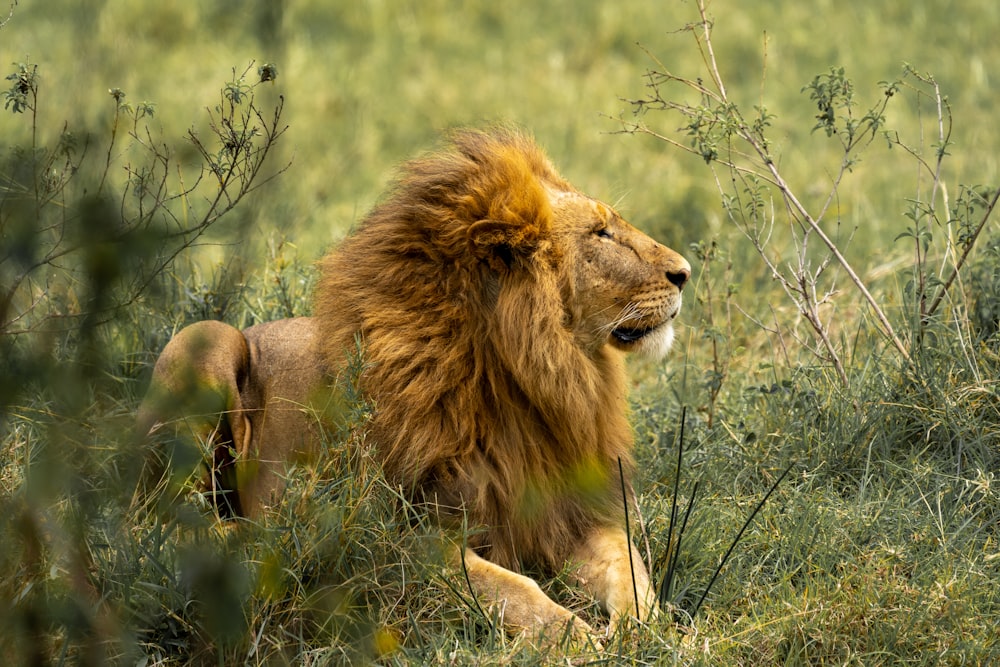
[
  {"x1": 571, "y1": 526, "x2": 659, "y2": 631},
  {"x1": 458, "y1": 547, "x2": 599, "y2": 649}
]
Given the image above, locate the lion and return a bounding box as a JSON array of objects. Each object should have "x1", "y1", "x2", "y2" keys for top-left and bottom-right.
[{"x1": 138, "y1": 128, "x2": 691, "y2": 647}]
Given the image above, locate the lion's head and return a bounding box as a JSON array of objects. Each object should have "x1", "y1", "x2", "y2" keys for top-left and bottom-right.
[
  {"x1": 545, "y1": 185, "x2": 689, "y2": 358},
  {"x1": 463, "y1": 156, "x2": 690, "y2": 362}
]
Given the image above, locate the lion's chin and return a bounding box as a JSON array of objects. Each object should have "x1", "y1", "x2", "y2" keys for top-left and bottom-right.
[{"x1": 610, "y1": 321, "x2": 675, "y2": 359}]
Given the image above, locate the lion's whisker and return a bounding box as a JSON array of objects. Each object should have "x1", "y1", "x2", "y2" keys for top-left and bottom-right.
[{"x1": 596, "y1": 302, "x2": 642, "y2": 335}]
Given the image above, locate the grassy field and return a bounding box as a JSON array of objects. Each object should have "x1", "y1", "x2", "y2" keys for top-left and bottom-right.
[{"x1": 2, "y1": 0, "x2": 1000, "y2": 664}]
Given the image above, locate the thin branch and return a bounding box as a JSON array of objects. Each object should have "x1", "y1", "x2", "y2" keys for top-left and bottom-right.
[
  {"x1": 0, "y1": 1, "x2": 16, "y2": 30},
  {"x1": 624, "y1": 0, "x2": 912, "y2": 371},
  {"x1": 745, "y1": 119, "x2": 904, "y2": 362}
]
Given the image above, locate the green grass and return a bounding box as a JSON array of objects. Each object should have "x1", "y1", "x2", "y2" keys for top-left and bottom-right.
[{"x1": 3, "y1": 0, "x2": 1000, "y2": 664}]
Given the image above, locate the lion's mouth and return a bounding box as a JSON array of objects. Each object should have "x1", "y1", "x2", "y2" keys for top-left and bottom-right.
[
  {"x1": 611, "y1": 324, "x2": 660, "y2": 345},
  {"x1": 609, "y1": 302, "x2": 681, "y2": 355}
]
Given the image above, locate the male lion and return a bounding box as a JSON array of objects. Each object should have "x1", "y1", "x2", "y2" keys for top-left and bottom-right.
[{"x1": 139, "y1": 128, "x2": 690, "y2": 646}]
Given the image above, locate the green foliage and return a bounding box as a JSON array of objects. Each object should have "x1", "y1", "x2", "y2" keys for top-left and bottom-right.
[
  {"x1": 804, "y1": 66, "x2": 891, "y2": 145},
  {"x1": 0, "y1": 58, "x2": 287, "y2": 343},
  {"x1": 3, "y1": 62, "x2": 35, "y2": 113}
]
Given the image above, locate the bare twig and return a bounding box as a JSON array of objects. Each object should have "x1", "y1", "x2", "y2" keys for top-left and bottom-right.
[{"x1": 0, "y1": 1, "x2": 16, "y2": 30}]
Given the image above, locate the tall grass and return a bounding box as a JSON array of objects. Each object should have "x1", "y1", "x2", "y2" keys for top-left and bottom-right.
[{"x1": 3, "y1": 1, "x2": 1000, "y2": 665}]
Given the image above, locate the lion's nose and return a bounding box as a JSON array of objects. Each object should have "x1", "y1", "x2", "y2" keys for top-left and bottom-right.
[{"x1": 667, "y1": 265, "x2": 690, "y2": 290}]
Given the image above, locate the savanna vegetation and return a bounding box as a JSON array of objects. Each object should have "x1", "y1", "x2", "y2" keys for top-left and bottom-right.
[{"x1": 2, "y1": 0, "x2": 1000, "y2": 664}]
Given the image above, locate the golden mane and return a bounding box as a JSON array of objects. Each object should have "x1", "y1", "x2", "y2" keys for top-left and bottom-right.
[{"x1": 314, "y1": 129, "x2": 632, "y2": 570}]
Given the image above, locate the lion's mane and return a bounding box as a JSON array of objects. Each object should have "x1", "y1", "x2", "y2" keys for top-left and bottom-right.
[{"x1": 314, "y1": 129, "x2": 633, "y2": 571}]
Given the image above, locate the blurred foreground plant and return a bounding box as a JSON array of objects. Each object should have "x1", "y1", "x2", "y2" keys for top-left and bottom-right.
[
  {"x1": 0, "y1": 61, "x2": 288, "y2": 342},
  {"x1": 0, "y1": 59, "x2": 287, "y2": 665}
]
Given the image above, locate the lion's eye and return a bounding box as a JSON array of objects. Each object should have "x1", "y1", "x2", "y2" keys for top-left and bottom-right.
[{"x1": 594, "y1": 226, "x2": 613, "y2": 240}]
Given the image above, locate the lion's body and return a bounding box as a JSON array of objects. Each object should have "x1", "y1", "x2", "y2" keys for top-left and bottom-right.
[{"x1": 140, "y1": 128, "x2": 690, "y2": 646}]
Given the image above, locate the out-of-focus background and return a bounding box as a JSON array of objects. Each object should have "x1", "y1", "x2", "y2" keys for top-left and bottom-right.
[{"x1": 5, "y1": 1, "x2": 997, "y2": 254}]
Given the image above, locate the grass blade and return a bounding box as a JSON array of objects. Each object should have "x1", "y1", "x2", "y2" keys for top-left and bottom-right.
[{"x1": 690, "y1": 461, "x2": 794, "y2": 620}]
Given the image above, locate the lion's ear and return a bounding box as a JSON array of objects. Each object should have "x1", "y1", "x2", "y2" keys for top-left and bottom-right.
[{"x1": 468, "y1": 219, "x2": 541, "y2": 271}]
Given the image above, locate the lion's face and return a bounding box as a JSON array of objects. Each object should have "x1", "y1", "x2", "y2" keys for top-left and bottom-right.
[{"x1": 548, "y1": 188, "x2": 691, "y2": 359}]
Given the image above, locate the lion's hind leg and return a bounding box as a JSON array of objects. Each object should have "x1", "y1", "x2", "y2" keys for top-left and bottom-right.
[{"x1": 136, "y1": 320, "x2": 253, "y2": 516}]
